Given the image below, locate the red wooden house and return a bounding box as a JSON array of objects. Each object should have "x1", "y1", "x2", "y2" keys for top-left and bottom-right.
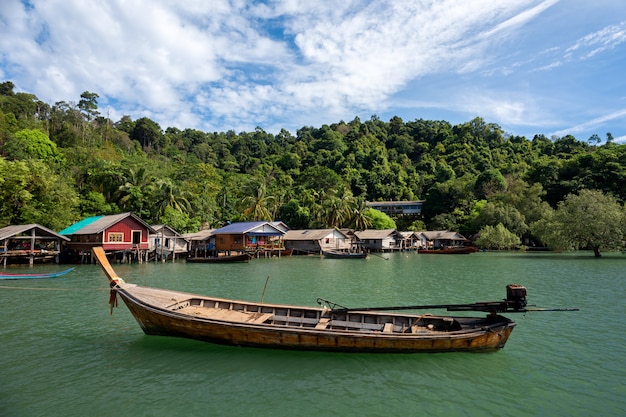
[{"x1": 59, "y1": 212, "x2": 156, "y2": 262}]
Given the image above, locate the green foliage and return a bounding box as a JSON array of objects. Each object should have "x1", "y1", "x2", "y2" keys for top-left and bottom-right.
[
  {"x1": 365, "y1": 208, "x2": 396, "y2": 229},
  {"x1": 3, "y1": 129, "x2": 63, "y2": 162},
  {"x1": 476, "y1": 223, "x2": 521, "y2": 250},
  {"x1": 531, "y1": 189, "x2": 625, "y2": 257},
  {"x1": 0, "y1": 158, "x2": 80, "y2": 229},
  {"x1": 474, "y1": 168, "x2": 506, "y2": 199},
  {"x1": 471, "y1": 201, "x2": 527, "y2": 237},
  {"x1": 1, "y1": 79, "x2": 626, "y2": 244},
  {"x1": 159, "y1": 206, "x2": 200, "y2": 233},
  {"x1": 79, "y1": 191, "x2": 117, "y2": 216},
  {"x1": 407, "y1": 220, "x2": 427, "y2": 231}
]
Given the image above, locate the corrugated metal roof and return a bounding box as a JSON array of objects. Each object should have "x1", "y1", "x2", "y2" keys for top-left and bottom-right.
[
  {"x1": 213, "y1": 221, "x2": 284, "y2": 236},
  {"x1": 0, "y1": 224, "x2": 70, "y2": 241},
  {"x1": 181, "y1": 229, "x2": 215, "y2": 241},
  {"x1": 283, "y1": 229, "x2": 347, "y2": 241},
  {"x1": 59, "y1": 212, "x2": 156, "y2": 235},
  {"x1": 151, "y1": 225, "x2": 183, "y2": 237},
  {"x1": 58, "y1": 215, "x2": 104, "y2": 235},
  {"x1": 354, "y1": 229, "x2": 399, "y2": 239},
  {"x1": 419, "y1": 230, "x2": 466, "y2": 240}
]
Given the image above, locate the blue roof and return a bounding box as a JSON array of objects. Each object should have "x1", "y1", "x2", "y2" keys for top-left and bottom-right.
[{"x1": 58, "y1": 215, "x2": 104, "y2": 235}]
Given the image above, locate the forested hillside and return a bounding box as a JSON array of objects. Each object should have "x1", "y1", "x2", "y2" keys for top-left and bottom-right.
[{"x1": 1, "y1": 81, "x2": 625, "y2": 251}]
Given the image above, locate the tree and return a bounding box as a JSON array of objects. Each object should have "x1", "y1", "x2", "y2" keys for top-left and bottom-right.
[
  {"x1": 476, "y1": 223, "x2": 521, "y2": 250},
  {"x1": 471, "y1": 201, "x2": 527, "y2": 237},
  {"x1": 531, "y1": 189, "x2": 625, "y2": 257},
  {"x1": 131, "y1": 117, "x2": 163, "y2": 151},
  {"x1": 364, "y1": 208, "x2": 396, "y2": 229},
  {"x1": 0, "y1": 158, "x2": 79, "y2": 229},
  {"x1": 241, "y1": 179, "x2": 275, "y2": 221},
  {"x1": 349, "y1": 199, "x2": 372, "y2": 231},
  {"x1": 78, "y1": 91, "x2": 99, "y2": 121},
  {"x1": 3, "y1": 129, "x2": 62, "y2": 161},
  {"x1": 474, "y1": 168, "x2": 506, "y2": 199}
]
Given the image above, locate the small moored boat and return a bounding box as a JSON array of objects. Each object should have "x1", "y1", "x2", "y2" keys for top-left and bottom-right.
[
  {"x1": 418, "y1": 246, "x2": 477, "y2": 254},
  {"x1": 0, "y1": 267, "x2": 75, "y2": 279},
  {"x1": 186, "y1": 253, "x2": 252, "y2": 263},
  {"x1": 93, "y1": 247, "x2": 536, "y2": 353},
  {"x1": 322, "y1": 250, "x2": 368, "y2": 259}
]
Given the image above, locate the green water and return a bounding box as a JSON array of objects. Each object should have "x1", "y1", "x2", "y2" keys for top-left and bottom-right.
[{"x1": 1, "y1": 252, "x2": 624, "y2": 416}]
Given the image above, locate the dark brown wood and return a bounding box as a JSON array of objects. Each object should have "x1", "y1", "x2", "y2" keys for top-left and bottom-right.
[
  {"x1": 186, "y1": 253, "x2": 252, "y2": 263},
  {"x1": 418, "y1": 246, "x2": 477, "y2": 254}
]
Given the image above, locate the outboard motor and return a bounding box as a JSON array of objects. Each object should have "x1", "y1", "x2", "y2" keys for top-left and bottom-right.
[{"x1": 506, "y1": 284, "x2": 527, "y2": 311}]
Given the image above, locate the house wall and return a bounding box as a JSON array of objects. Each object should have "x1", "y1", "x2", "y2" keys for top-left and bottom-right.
[
  {"x1": 361, "y1": 237, "x2": 396, "y2": 251},
  {"x1": 285, "y1": 240, "x2": 321, "y2": 253},
  {"x1": 284, "y1": 231, "x2": 351, "y2": 253},
  {"x1": 150, "y1": 235, "x2": 188, "y2": 253},
  {"x1": 215, "y1": 234, "x2": 245, "y2": 251},
  {"x1": 103, "y1": 218, "x2": 149, "y2": 251},
  {"x1": 319, "y1": 236, "x2": 350, "y2": 251}
]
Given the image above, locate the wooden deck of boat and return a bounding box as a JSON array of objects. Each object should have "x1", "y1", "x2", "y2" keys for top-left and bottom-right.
[
  {"x1": 122, "y1": 284, "x2": 199, "y2": 309},
  {"x1": 177, "y1": 306, "x2": 273, "y2": 324}
]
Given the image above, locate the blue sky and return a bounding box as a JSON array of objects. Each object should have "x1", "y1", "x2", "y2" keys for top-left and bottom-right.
[{"x1": 1, "y1": 0, "x2": 625, "y2": 143}]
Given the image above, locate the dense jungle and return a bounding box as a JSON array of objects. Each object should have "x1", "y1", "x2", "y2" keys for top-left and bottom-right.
[{"x1": 1, "y1": 81, "x2": 625, "y2": 255}]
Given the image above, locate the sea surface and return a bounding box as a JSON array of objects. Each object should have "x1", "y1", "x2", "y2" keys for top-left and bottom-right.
[{"x1": 1, "y1": 251, "x2": 624, "y2": 417}]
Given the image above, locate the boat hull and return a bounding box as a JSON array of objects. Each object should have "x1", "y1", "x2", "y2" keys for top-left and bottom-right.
[
  {"x1": 0, "y1": 267, "x2": 75, "y2": 279},
  {"x1": 186, "y1": 254, "x2": 251, "y2": 263},
  {"x1": 115, "y1": 285, "x2": 515, "y2": 353},
  {"x1": 322, "y1": 250, "x2": 368, "y2": 259},
  {"x1": 419, "y1": 247, "x2": 476, "y2": 254}
]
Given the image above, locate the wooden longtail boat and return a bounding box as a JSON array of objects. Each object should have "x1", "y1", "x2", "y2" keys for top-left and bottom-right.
[
  {"x1": 93, "y1": 247, "x2": 534, "y2": 353},
  {"x1": 186, "y1": 253, "x2": 252, "y2": 263},
  {"x1": 418, "y1": 246, "x2": 477, "y2": 254},
  {"x1": 0, "y1": 267, "x2": 75, "y2": 279},
  {"x1": 322, "y1": 250, "x2": 368, "y2": 259}
]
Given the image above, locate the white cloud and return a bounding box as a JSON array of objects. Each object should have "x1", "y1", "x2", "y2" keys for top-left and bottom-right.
[
  {"x1": 3, "y1": 0, "x2": 614, "y2": 136},
  {"x1": 551, "y1": 108, "x2": 626, "y2": 138},
  {"x1": 566, "y1": 21, "x2": 626, "y2": 59}
]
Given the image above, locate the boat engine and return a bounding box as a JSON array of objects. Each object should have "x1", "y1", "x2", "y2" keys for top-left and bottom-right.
[{"x1": 506, "y1": 284, "x2": 527, "y2": 311}]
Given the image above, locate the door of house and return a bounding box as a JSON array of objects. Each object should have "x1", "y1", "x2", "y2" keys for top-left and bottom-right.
[{"x1": 132, "y1": 231, "x2": 141, "y2": 245}]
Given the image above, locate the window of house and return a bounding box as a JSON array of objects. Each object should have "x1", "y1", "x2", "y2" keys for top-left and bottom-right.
[{"x1": 108, "y1": 232, "x2": 123, "y2": 242}]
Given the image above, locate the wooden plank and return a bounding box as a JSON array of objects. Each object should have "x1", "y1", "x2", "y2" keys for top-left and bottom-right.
[
  {"x1": 250, "y1": 313, "x2": 273, "y2": 324},
  {"x1": 315, "y1": 317, "x2": 330, "y2": 329},
  {"x1": 177, "y1": 306, "x2": 273, "y2": 324}
]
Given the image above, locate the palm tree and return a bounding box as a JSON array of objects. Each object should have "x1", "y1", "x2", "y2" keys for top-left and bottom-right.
[
  {"x1": 150, "y1": 178, "x2": 192, "y2": 219},
  {"x1": 322, "y1": 188, "x2": 355, "y2": 228},
  {"x1": 116, "y1": 167, "x2": 153, "y2": 217},
  {"x1": 241, "y1": 180, "x2": 275, "y2": 221},
  {"x1": 349, "y1": 199, "x2": 373, "y2": 231}
]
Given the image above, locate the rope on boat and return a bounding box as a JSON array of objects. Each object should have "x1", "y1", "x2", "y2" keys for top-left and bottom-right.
[{"x1": 109, "y1": 286, "x2": 118, "y2": 315}]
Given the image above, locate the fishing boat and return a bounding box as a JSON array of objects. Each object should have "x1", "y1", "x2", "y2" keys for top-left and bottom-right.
[
  {"x1": 93, "y1": 247, "x2": 537, "y2": 353},
  {"x1": 186, "y1": 253, "x2": 252, "y2": 263},
  {"x1": 322, "y1": 250, "x2": 368, "y2": 259},
  {"x1": 0, "y1": 267, "x2": 75, "y2": 279},
  {"x1": 418, "y1": 246, "x2": 477, "y2": 254}
]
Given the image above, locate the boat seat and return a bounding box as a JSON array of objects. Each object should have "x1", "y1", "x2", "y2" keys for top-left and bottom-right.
[
  {"x1": 315, "y1": 317, "x2": 331, "y2": 329},
  {"x1": 382, "y1": 322, "x2": 395, "y2": 333},
  {"x1": 250, "y1": 312, "x2": 273, "y2": 324},
  {"x1": 411, "y1": 325, "x2": 430, "y2": 334}
]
